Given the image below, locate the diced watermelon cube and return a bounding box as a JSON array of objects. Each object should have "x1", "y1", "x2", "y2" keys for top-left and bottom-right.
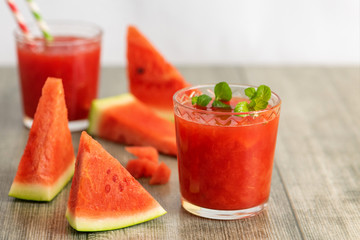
[
  {"x1": 149, "y1": 162, "x2": 171, "y2": 185},
  {"x1": 126, "y1": 159, "x2": 158, "y2": 178},
  {"x1": 125, "y1": 146, "x2": 159, "y2": 163}
]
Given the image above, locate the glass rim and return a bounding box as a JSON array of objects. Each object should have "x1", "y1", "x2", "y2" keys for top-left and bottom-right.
[
  {"x1": 173, "y1": 84, "x2": 282, "y2": 116},
  {"x1": 14, "y1": 20, "x2": 103, "y2": 46}
]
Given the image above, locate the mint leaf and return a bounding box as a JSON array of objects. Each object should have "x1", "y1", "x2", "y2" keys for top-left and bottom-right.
[
  {"x1": 212, "y1": 100, "x2": 231, "y2": 109},
  {"x1": 234, "y1": 101, "x2": 250, "y2": 117},
  {"x1": 191, "y1": 96, "x2": 198, "y2": 105},
  {"x1": 197, "y1": 94, "x2": 212, "y2": 107},
  {"x1": 249, "y1": 85, "x2": 271, "y2": 110},
  {"x1": 192, "y1": 94, "x2": 212, "y2": 107},
  {"x1": 214, "y1": 82, "x2": 232, "y2": 101},
  {"x1": 245, "y1": 87, "x2": 256, "y2": 99},
  {"x1": 256, "y1": 85, "x2": 271, "y2": 102},
  {"x1": 253, "y1": 99, "x2": 268, "y2": 111},
  {"x1": 248, "y1": 100, "x2": 256, "y2": 109},
  {"x1": 234, "y1": 101, "x2": 249, "y2": 113}
]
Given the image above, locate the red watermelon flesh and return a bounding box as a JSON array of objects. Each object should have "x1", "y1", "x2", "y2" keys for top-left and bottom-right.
[
  {"x1": 127, "y1": 25, "x2": 190, "y2": 112},
  {"x1": 66, "y1": 132, "x2": 166, "y2": 232},
  {"x1": 88, "y1": 93, "x2": 177, "y2": 156},
  {"x1": 150, "y1": 162, "x2": 171, "y2": 185},
  {"x1": 9, "y1": 77, "x2": 75, "y2": 201},
  {"x1": 125, "y1": 146, "x2": 159, "y2": 164},
  {"x1": 126, "y1": 159, "x2": 158, "y2": 178}
]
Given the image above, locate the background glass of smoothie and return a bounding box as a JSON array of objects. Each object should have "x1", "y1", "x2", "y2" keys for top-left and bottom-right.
[
  {"x1": 173, "y1": 84, "x2": 281, "y2": 220},
  {"x1": 15, "y1": 21, "x2": 102, "y2": 131}
]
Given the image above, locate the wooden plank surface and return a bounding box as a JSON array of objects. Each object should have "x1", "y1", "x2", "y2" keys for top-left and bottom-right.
[{"x1": 0, "y1": 66, "x2": 359, "y2": 239}]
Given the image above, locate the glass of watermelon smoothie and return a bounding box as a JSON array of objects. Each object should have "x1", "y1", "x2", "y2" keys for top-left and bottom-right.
[
  {"x1": 15, "y1": 21, "x2": 102, "y2": 131},
  {"x1": 173, "y1": 84, "x2": 281, "y2": 220}
]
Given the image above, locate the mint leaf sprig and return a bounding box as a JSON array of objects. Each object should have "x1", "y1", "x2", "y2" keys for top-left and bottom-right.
[
  {"x1": 212, "y1": 82, "x2": 232, "y2": 109},
  {"x1": 191, "y1": 82, "x2": 272, "y2": 115},
  {"x1": 191, "y1": 94, "x2": 212, "y2": 107},
  {"x1": 234, "y1": 85, "x2": 272, "y2": 115},
  {"x1": 191, "y1": 82, "x2": 232, "y2": 109}
]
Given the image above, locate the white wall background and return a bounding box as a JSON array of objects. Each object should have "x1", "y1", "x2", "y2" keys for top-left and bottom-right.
[{"x1": 0, "y1": 0, "x2": 359, "y2": 66}]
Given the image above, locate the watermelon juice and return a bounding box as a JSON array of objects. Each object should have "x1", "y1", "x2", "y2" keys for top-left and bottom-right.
[
  {"x1": 173, "y1": 85, "x2": 281, "y2": 220},
  {"x1": 15, "y1": 21, "x2": 102, "y2": 131}
]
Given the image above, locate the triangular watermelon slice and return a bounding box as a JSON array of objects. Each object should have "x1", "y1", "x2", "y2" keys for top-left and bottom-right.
[
  {"x1": 66, "y1": 132, "x2": 166, "y2": 232},
  {"x1": 88, "y1": 93, "x2": 177, "y2": 156},
  {"x1": 9, "y1": 78, "x2": 75, "y2": 201},
  {"x1": 127, "y1": 25, "x2": 190, "y2": 119}
]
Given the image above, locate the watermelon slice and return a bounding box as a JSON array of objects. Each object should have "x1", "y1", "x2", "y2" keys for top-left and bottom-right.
[
  {"x1": 125, "y1": 146, "x2": 159, "y2": 163},
  {"x1": 149, "y1": 162, "x2": 171, "y2": 185},
  {"x1": 9, "y1": 78, "x2": 75, "y2": 201},
  {"x1": 127, "y1": 25, "x2": 190, "y2": 119},
  {"x1": 88, "y1": 93, "x2": 177, "y2": 156},
  {"x1": 66, "y1": 132, "x2": 166, "y2": 232}
]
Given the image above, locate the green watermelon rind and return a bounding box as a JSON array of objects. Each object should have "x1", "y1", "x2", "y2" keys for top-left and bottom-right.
[
  {"x1": 149, "y1": 107, "x2": 174, "y2": 122},
  {"x1": 87, "y1": 93, "x2": 135, "y2": 135},
  {"x1": 65, "y1": 205, "x2": 166, "y2": 232},
  {"x1": 8, "y1": 158, "x2": 75, "y2": 201}
]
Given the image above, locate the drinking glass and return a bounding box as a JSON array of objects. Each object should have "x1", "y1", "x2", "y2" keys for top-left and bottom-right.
[
  {"x1": 15, "y1": 21, "x2": 102, "y2": 131},
  {"x1": 173, "y1": 84, "x2": 281, "y2": 219}
]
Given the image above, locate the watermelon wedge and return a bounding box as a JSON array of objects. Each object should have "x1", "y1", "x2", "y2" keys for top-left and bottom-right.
[
  {"x1": 9, "y1": 78, "x2": 75, "y2": 201},
  {"x1": 88, "y1": 93, "x2": 177, "y2": 156},
  {"x1": 127, "y1": 25, "x2": 190, "y2": 120},
  {"x1": 66, "y1": 132, "x2": 166, "y2": 232}
]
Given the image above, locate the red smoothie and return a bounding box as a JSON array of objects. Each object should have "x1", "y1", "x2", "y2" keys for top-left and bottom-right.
[
  {"x1": 174, "y1": 86, "x2": 281, "y2": 212},
  {"x1": 17, "y1": 36, "x2": 101, "y2": 121}
]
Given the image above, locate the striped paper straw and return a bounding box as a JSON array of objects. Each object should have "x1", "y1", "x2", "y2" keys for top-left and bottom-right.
[
  {"x1": 6, "y1": 0, "x2": 32, "y2": 39},
  {"x1": 25, "y1": 0, "x2": 53, "y2": 41}
]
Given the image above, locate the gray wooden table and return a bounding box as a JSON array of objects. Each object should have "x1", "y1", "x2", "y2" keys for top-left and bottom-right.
[{"x1": 0, "y1": 66, "x2": 359, "y2": 240}]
